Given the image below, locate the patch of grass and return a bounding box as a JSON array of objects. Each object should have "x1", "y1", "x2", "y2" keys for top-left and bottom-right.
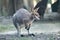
[
  {"x1": 0, "y1": 24, "x2": 16, "y2": 32},
  {"x1": 6, "y1": 37, "x2": 32, "y2": 40},
  {"x1": 20, "y1": 37, "x2": 32, "y2": 40}
]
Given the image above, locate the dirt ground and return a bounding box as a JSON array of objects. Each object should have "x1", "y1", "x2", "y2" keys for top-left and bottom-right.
[{"x1": 0, "y1": 32, "x2": 60, "y2": 40}]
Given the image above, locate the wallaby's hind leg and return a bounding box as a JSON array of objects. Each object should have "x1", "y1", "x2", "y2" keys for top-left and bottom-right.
[
  {"x1": 14, "y1": 24, "x2": 21, "y2": 37},
  {"x1": 16, "y1": 26, "x2": 21, "y2": 37},
  {"x1": 13, "y1": 19, "x2": 21, "y2": 37}
]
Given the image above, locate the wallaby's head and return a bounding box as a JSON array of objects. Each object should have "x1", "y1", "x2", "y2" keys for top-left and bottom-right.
[{"x1": 31, "y1": 8, "x2": 40, "y2": 20}]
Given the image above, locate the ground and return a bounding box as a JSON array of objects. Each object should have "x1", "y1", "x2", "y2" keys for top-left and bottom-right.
[{"x1": 0, "y1": 12, "x2": 60, "y2": 40}]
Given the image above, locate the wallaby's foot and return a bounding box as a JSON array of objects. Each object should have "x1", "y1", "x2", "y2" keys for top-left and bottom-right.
[{"x1": 28, "y1": 33, "x2": 35, "y2": 37}]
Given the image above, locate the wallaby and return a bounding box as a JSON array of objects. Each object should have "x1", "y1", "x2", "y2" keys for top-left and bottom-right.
[{"x1": 12, "y1": 8, "x2": 40, "y2": 37}]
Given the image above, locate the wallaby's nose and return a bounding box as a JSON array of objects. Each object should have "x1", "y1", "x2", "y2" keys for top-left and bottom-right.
[{"x1": 39, "y1": 16, "x2": 40, "y2": 18}]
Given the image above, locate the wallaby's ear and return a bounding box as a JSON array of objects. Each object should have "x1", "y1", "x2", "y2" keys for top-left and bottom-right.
[
  {"x1": 30, "y1": 8, "x2": 35, "y2": 14},
  {"x1": 31, "y1": 7, "x2": 39, "y2": 14},
  {"x1": 31, "y1": 8, "x2": 34, "y2": 12},
  {"x1": 31, "y1": 7, "x2": 39, "y2": 13}
]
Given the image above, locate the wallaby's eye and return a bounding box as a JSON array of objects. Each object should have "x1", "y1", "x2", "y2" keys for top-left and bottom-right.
[
  {"x1": 35, "y1": 13, "x2": 38, "y2": 16},
  {"x1": 35, "y1": 14, "x2": 38, "y2": 16}
]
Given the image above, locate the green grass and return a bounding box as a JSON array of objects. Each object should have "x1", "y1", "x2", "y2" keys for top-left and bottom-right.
[
  {"x1": 0, "y1": 21, "x2": 60, "y2": 32},
  {"x1": 0, "y1": 24, "x2": 15, "y2": 32},
  {"x1": 6, "y1": 37, "x2": 32, "y2": 40},
  {"x1": 20, "y1": 37, "x2": 32, "y2": 40}
]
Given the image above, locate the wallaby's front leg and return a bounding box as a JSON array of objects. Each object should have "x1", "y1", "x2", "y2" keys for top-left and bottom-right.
[
  {"x1": 25, "y1": 23, "x2": 31, "y2": 35},
  {"x1": 27, "y1": 24, "x2": 31, "y2": 35}
]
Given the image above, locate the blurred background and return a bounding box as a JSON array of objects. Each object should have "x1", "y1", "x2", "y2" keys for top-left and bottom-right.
[{"x1": 0, "y1": 0, "x2": 60, "y2": 16}]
